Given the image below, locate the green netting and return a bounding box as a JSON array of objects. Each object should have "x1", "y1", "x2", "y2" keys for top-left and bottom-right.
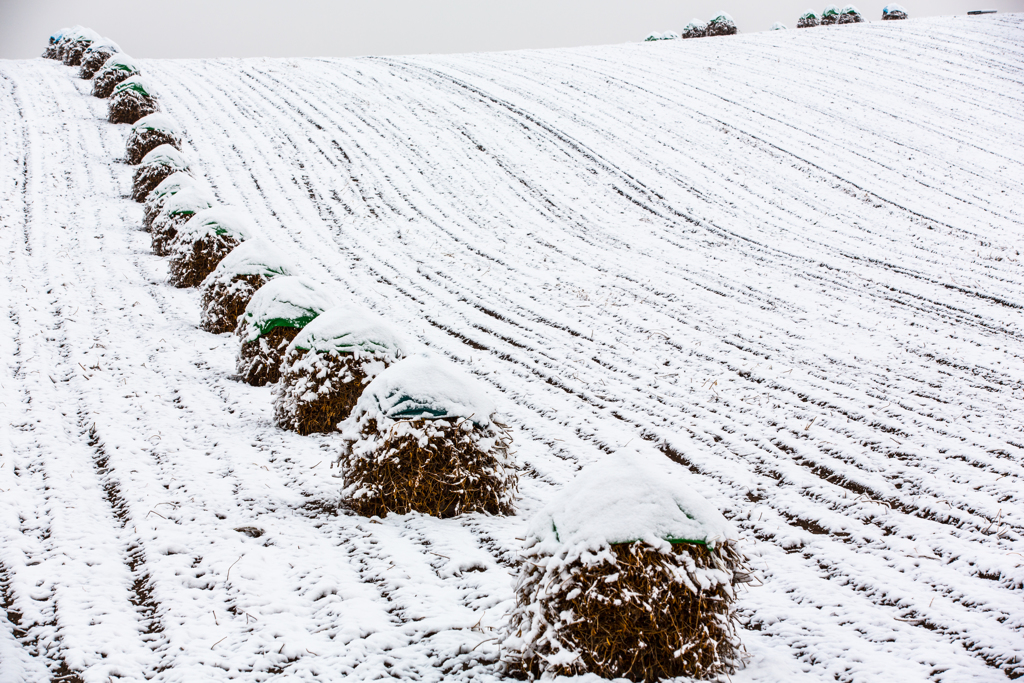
[
  {"x1": 255, "y1": 313, "x2": 319, "y2": 338},
  {"x1": 114, "y1": 80, "x2": 153, "y2": 99},
  {"x1": 380, "y1": 393, "x2": 456, "y2": 421},
  {"x1": 801, "y1": 11, "x2": 817, "y2": 19},
  {"x1": 822, "y1": 7, "x2": 840, "y2": 16}
]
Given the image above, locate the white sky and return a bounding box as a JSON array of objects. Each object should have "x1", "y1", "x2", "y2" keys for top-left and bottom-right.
[{"x1": 1, "y1": 0, "x2": 1022, "y2": 60}]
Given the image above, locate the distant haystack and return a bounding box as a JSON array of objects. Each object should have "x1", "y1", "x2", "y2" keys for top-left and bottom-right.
[
  {"x1": 43, "y1": 28, "x2": 69, "y2": 59},
  {"x1": 78, "y1": 39, "x2": 120, "y2": 79},
  {"x1": 132, "y1": 144, "x2": 189, "y2": 204},
  {"x1": 338, "y1": 353, "x2": 516, "y2": 518},
  {"x1": 275, "y1": 306, "x2": 405, "y2": 434},
  {"x1": 504, "y1": 450, "x2": 749, "y2": 681},
  {"x1": 882, "y1": 3, "x2": 908, "y2": 19},
  {"x1": 143, "y1": 172, "x2": 196, "y2": 231},
  {"x1": 838, "y1": 5, "x2": 865, "y2": 23},
  {"x1": 644, "y1": 31, "x2": 680, "y2": 41},
  {"x1": 125, "y1": 113, "x2": 181, "y2": 165},
  {"x1": 199, "y1": 239, "x2": 293, "y2": 334},
  {"x1": 682, "y1": 19, "x2": 708, "y2": 38},
  {"x1": 235, "y1": 276, "x2": 335, "y2": 386},
  {"x1": 706, "y1": 12, "x2": 738, "y2": 37},
  {"x1": 820, "y1": 5, "x2": 841, "y2": 24},
  {"x1": 61, "y1": 27, "x2": 101, "y2": 66},
  {"x1": 92, "y1": 54, "x2": 139, "y2": 98},
  {"x1": 150, "y1": 185, "x2": 214, "y2": 256},
  {"x1": 168, "y1": 207, "x2": 255, "y2": 288},
  {"x1": 108, "y1": 75, "x2": 159, "y2": 125},
  {"x1": 797, "y1": 10, "x2": 820, "y2": 27},
  {"x1": 771, "y1": 22, "x2": 788, "y2": 30}
]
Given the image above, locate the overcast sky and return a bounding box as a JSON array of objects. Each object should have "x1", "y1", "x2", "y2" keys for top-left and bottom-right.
[{"x1": 1, "y1": 0, "x2": 1022, "y2": 60}]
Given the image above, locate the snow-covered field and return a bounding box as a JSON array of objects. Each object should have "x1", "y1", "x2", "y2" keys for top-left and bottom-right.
[{"x1": 1, "y1": 13, "x2": 1023, "y2": 683}]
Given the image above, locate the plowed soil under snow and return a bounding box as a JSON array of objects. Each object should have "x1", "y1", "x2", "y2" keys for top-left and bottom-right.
[{"x1": 1, "y1": 13, "x2": 1022, "y2": 683}]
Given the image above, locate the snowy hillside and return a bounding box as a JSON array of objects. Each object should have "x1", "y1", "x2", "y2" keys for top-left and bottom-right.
[{"x1": 1, "y1": 13, "x2": 1023, "y2": 682}]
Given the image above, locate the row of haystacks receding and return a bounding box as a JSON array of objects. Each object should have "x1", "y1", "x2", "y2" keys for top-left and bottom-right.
[
  {"x1": 48, "y1": 25, "x2": 755, "y2": 680},
  {"x1": 646, "y1": 4, "x2": 907, "y2": 39}
]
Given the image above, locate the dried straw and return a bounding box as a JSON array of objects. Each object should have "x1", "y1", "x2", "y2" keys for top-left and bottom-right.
[
  {"x1": 236, "y1": 327, "x2": 300, "y2": 386},
  {"x1": 507, "y1": 540, "x2": 747, "y2": 681},
  {"x1": 275, "y1": 352, "x2": 370, "y2": 435},
  {"x1": 132, "y1": 164, "x2": 175, "y2": 204},
  {"x1": 62, "y1": 41, "x2": 90, "y2": 67},
  {"x1": 341, "y1": 417, "x2": 516, "y2": 518},
  {"x1": 126, "y1": 129, "x2": 179, "y2": 165},
  {"x1": 79, "y1": 49, "x2": 115, "y2": 79},
  {"x1": 92, "y1": 68, "x2": 134, "y2": 98},
  {"x1": 109, "y1": 90, "x2": 159, "y2": 125},
  {"x1": 168, "y1": 233, "x2": 241, "y2": 289},
  {"x1": 151, "y1": 213, "x2": 194, "y2": 256},
  {"x1": 201, "y1": 274, "x2": 266, "y2": 334}
]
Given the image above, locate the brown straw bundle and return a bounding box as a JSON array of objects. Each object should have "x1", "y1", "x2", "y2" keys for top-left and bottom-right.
[
  {"x1": 132, "y1": 144, "x2": 190, "y2": 203},
  {"x1": 167, "y1": 207, "x2": 254, "y2": 288},
  {"x1": 274, "y1": 306, "x2": 404, "y2": 434},
  {"x1": 235, "y1": 276, "x2": 336, "y2": 386},
  {"x1": 338, "y1": 353, "x2": 516, "y2": 518},
  {"x1": 504, "y1": 450, "x2": 750, "y2": 681},
  {"x1": 199, "y1": 238, "x2": 292, "y2": 334}
]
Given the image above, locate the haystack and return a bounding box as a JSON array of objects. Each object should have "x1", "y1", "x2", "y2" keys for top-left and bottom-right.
[
  {"x1": 706, "y1": 12, "x2": 738, "y2": 37},
  {"x1": 504, "y1": 449, "x2": 750, "y2": 681},
  {"x1": 643, "y1": 31, "x2": 679, "y2": 41},
  {"x1": 199, "y1": 238, "x2": 293, "y2": 334},
  {"x1": 43, "y1": 29, "x2": 69, "y2": 59},
  {"x1": 337, "y1": 353, "x2": 516, "y2": 518},
  {"x1": 275, "y1": 306, "x2": 405, "y2": 435},
  {"x1": 54, "y1": 25, "x2": 86, "y2": 62},
  {"x1": 235, "y1": 276, "x2": 336, "y2": 386},
  {"x1": 109, "y1": 75, "x2": 159, "y2": 125},
  {"x1": 168, "y1": 207, "x2": 255, "y2": 288},
  {"x1": 771, "y1": 21, "x2": 788, "y2": 30},
  {"x1": 132, "y1": 144, "x2": 190, "y2": 203},
  {"x1": 92, "y1": 54, "x2": 139, "y2": 98},
  {"x1": 797, "y1": 10, "x2": 820, "y2": 27},
  {"x1": 838, "y1": 5, "x2": 864, "y2": 23},
  {"x1": 61, "y1": 27, "x2": 101, "y2": 66},
  {"x1": 820, "y1": 5, "x2": 841, "y2": 24},
  {"x1": 78, "y1": 39, "x2": 120, "y2": 79},
  {"x1": 125, "y1": 113, "x2": 181, "y2": 165},
  {"x1": 150, "y1": 185, "x2": 214, "y2": 256},
  {"x1": 682, "y1": 19, "x2": 708, "y2": 39},
  {"x1": 882, "y1": 3, "x2": 908, "y2": 19},
  {"x1": 142, "y1": 172, "x2": 197, "y2": 230}
]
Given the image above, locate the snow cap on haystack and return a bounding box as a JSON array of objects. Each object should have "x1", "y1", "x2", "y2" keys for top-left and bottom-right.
[
  {"x1": 156, "y1": 184, "x2": 214, "y2": 219},
  {"x1": 139, "y1": 144, "x2": 189, "y2": 172},
  {"x1": 149, "y1": 171, "x2": 196, "y2": 202},
  {"x1": 238, "y1": 276, "x2": 336, "y2": 344},
  {"x1": 113, "y1": 74, "x2": 159, "y2": 100},
  {"x1": 131, "y1": 113, "x2": 179, "y2": 136},
  {"x1": 177, "y1": 206, "x2": 257, "y2": 245},
  {"x1": 202, "y1": 238, "x2": 292, "y2": 289},
  {"x1": 85, "y1": 37, "x2": 121, "y2": 54},
  {"x1": 290, "y1": 306, "x2": 406, "y2": 360},
  {"x1": 771, "y1": 21, "x2": 788, "y2": 30},
  {"x1": 526, "y1": 448, "x2": 735, "y2": 558},
  {"x1": 98, "y1": 52, "x2": 139, "y2": 75},
  {"x1": 352, "y1": 352, "x2": 497, "y2": 427}
]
